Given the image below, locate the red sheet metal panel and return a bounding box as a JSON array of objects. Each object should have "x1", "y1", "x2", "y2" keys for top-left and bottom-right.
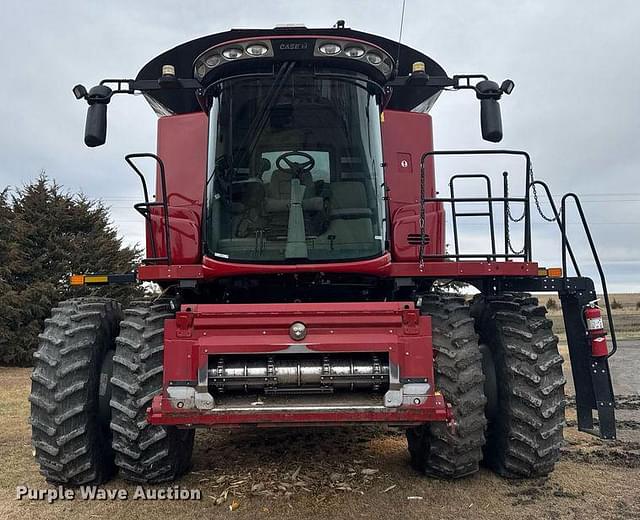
[
  {"x1": 148, "y1": 112, "x2": 207, "y2": 264},
  {"x1": 381, "y1": 110, "x2": 446, "y2": 261},
  {"x1": 150, "y1": 301, "x2": 444, "y2": 426}
]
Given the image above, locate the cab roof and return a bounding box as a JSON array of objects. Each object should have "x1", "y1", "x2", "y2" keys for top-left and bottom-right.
[{"x1": 136, "y1": 26, "x2": 448, "y2": 115}]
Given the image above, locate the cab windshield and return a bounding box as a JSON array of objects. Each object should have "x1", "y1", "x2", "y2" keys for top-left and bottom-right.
[{"x1": 206, "y1": 67, "x2": 385, "y2": 262}]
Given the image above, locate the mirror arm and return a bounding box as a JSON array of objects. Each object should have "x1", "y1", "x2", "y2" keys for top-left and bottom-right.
[
  {"x1": 73, "y1": 76, "x2": 203, "y2": 147},
  {"x1": 74, "y1": 77, "x2": 203, "y2": 104}
]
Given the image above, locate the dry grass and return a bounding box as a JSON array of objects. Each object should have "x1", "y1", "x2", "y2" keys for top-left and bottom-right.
[
  {"x1": 541, "y1": 293, "x2": 640, "y2": 340},
  {"x1": 1, "y1": 367, "x2": 640, "y2": 520}
]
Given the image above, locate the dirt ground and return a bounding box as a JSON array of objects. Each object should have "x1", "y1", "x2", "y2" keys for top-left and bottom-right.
[{"x1": 1, "y1": 305, "x2": 639, "y2": 520}]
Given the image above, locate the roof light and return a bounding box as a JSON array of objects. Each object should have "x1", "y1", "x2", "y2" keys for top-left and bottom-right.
[
  {"x1": 162, "y1": 64, "x2": 176, "y2": 77},
  {"x1": 366, "y1": 51, "x2": 383, "y2": 65},
  {"x1": 344, "y1": 46, "x2": 365, "y2": 58},
  {"x1": 246, "y1": 43, "x2": 269, "y2": 56},
  {"x1": 205, "y1": 55, "x2": 221, "y2": 67},
  {"x1": 412, "y1": 61, "x2": 426, "y2": 74},
  {"x1": 222, "y1": 47, "x2": 243, "y2": 59},
  {"x1": 319, "y1": 42, "x2": 342, "y2": 55}
]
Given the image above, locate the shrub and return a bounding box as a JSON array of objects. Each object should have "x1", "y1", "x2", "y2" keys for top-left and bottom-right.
[
  {"x1": 611, "y1": 298, "x2": 623, "y2": 310},
  {"x1": 546, "y1": 298, "x2": 558, "y2": 310},
  {"x1": 0, "y1": 176, "x2": 142, "y2": 366}
]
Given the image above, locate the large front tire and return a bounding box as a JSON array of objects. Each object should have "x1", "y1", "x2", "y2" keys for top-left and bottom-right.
[
  {"x1": 472, "y1": 293, "x2": 565, "y2": 478},
  {"x1": 29, "y1": 298, "x2": 121, "y2": 486},
  {"x1": 110, "y1": 300, "x2": 194, "y2": 483},
  {"x1": 406, "y1": 294, "x2": 487, "y2": 478}
]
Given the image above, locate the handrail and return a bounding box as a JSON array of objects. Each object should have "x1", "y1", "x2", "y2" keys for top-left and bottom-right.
[
  {"x1": 527, "y1": 180, "x2": 580, "y2": 276},
  {"x1": 449, "y1": 174, "x2": 497, "y2": 261},
  {"x1": 419, "y1": 149, "x2": 532, "y2": 262},
  {"x1": 414, "y1": 149, "x2": 617, "y2": 358},
  {"x1": 125, "y1": 153, "x2": 172, "y2": 265},
  {"x1": 561, "y1": 193, "x2": 618, "y2": 358}
]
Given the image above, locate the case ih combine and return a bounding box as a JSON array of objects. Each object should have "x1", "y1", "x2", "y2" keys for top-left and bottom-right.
[{"x1": 30, "y1": 23, "x2": 617, "y2": 485}]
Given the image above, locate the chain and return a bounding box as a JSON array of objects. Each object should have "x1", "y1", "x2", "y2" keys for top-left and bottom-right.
[
  {"x1": 503, "y1": 170, "x2": 525, "y2": 255},
  {"x1": 503, "y1": 163, "x2": 558, "y2": 256},
  {"x1": 505, "y1": 172, "x2": 525, "y2": 223},
  {"x1": 529, "y1": 163, "x2": 557, "y2": 222},
  {"x1": 505, "y1": 214, "x2": 525, "y2": 255}
]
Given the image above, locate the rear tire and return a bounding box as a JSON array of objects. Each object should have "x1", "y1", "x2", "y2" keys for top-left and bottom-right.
[
  {"x1": 29, "y1": 298, "x2": 121, "y2": 486},
  {"x1": 110, "y1": 300, "x2": 194, "y2": 483},
  {"x1": 472, "y1": 292, "x2": 565, "y2": 478},
  {"x1": 406, "y1": 294, "x2": 487, "y2": 478}
]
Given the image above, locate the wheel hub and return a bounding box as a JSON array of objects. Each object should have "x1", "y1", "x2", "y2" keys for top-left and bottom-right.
[
  {"x1": 98, "y1": 350, "x2": 115, "y2": 427},
  {"x1": 480, "y1": 343, "x2": 498, "y2": 421}
]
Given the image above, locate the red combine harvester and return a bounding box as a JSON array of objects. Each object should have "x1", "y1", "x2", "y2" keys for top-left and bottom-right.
[{"x1": 30, "y1": 23, "x2": 617, "y2": 485}]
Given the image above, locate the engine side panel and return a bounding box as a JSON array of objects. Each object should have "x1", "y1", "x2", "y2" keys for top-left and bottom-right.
[
  {"x1": 381, "y1": 110, "x2": 445, "y2": 261},
  {"x1": 148, "y1": 112, "x2": 208, "y2": 264}
]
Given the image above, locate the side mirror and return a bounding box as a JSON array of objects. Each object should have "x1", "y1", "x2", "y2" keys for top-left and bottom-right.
[
  {"x1": 480, "y1": 97, "x2": 503, "y2": 143},
  {"x1": 83, "y1": 85, "x2": 112, "y2": 147},
  {"x1": 475, "y1": 80, "x2": 507, "y2": 143}
]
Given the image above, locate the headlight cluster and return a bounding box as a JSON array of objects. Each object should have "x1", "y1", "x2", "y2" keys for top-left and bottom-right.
[
  {"x1": 314, "y1": 40, "x2": 393, "y2": 78},
  {"x1": 194, "y1": 40, "x2": 274, "y2": 79},
  {"x1": 193, "y1": 38, "x2": 395, "y2": 80}
]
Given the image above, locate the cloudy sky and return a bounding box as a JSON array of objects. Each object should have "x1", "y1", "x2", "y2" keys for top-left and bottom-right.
[{"x1": 1, "y1": 1, "x2": 638, "y2": 291}]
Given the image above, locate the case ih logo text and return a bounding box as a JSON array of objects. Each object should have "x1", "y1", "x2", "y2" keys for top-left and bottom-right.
[{"x1": 279, "y1": 42, "x2": 307, "y2": 50}]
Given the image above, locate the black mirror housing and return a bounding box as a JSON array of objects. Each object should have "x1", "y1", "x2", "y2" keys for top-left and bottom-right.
[
  {"x1": 84, "y1": 85, "x2": 112, "y2": 147},
  {"x1": 480, "y1": 98, "x2": 503, "y2": 142},
  {"x1": 476, "y1": 80, "x2": 503, "y2": 143},
  {"x1": 72, "y1": 84, "x2": 88, "y2": 100}
]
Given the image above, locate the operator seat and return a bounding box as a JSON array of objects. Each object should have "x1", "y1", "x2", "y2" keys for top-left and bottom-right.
[
  {"x1": 264, "y1": 170, "x2": 324, "y2": 213},
  {"x1": 328, "y1": 181, "x2": 373, "y2": 220}
]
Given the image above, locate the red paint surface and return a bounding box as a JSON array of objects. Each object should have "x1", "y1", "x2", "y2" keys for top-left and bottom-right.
[
  {"x1": 148, "y1": 394, "x2": 449, "y2": 427},
  {"x1": 148, "y1": 112, "x2": 208, "y2": 264},
  {"x1": 381, "y1": 110, "x2": 445, "y2": 261},
  {"x1": 151, "y1": 301, "x2": 441, "y2": 426},
  {"x1": 137, "y1": 259, "x2": 539, "y2": 281}
]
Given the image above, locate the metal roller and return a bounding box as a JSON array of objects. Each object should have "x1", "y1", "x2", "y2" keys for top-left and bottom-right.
[{"x1": 209, "y1": 354, "x2": 389, "y2": 394}]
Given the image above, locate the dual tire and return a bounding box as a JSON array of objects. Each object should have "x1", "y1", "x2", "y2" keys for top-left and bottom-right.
[
  {"x1": 407, "y1": 292, "x2": 565, "y2": 479},
  {"x1": 30, "y1": 298, "x2": 193, "y2": 486}
]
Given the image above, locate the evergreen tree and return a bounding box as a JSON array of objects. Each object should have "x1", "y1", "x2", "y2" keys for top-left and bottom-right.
[
  {"x1": 0, "y1": 176, "x2": 143, "y2": 366},
  {"x1": 0, "y1": 189, "x2": 20, "y2": 363}
]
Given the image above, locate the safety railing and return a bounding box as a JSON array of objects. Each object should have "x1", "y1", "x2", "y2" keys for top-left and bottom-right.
[
  {"x1": 419, "y1": 150, "x2": 532, "y2": 262},
  {"x1": 418, "y1": 149, "x2": 617, "y2": 358},
  {"x1": 125, "y1": 153, "x2": 172, "y2": 264}
]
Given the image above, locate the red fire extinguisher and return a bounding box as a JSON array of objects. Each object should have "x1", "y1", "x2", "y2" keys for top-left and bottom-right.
[{"x1": 584, "y1": 300, "x2": 609, "y2": 357}]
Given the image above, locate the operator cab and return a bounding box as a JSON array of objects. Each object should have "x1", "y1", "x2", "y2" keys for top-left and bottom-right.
[
  {"x1": 206, "y1": 67, "x2": 385, "y2": 262},
  {"x1": 127, "y1": 26, "x2": 450, "y2": 265}
]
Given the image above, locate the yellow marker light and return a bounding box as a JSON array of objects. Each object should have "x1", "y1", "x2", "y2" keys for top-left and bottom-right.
[
  {"x1": 547, "y1": 267, "x2": 563, "y2": 278},
  {"x1": 412, "y1": 61, "x2": 426, "y2": 74},
  {"x1": 537, "y1": 268, "x2": 548, "y2": 277},
  {"x1": 84, "y1": 275, "x2": 109, "y2": 284},
  {"x1": 69, "y1": 275, "x2": 85, "y2": 286}
]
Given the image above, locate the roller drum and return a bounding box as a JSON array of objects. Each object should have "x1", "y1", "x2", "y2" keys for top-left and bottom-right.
[{"x1": 209, "y1": 354, "x2": 388, "y2": 394}]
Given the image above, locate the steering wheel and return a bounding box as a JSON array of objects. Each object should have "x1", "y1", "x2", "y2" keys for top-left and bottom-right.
[{"x1": 275, "y1": 151, "x2": 315, "y2": 176}]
